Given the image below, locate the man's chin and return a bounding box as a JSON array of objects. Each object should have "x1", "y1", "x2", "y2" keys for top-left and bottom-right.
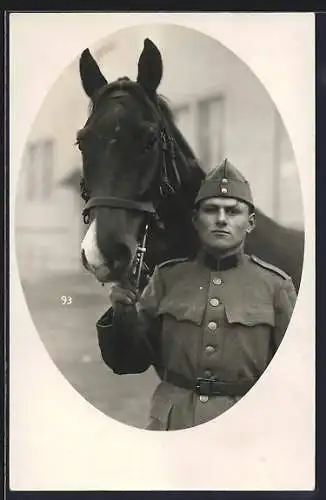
[
  {"x1": 203, "y1": 240, "x2": 243, "y2": 257},
  {"x1": 206, "y1": 239, "x2": 235, "y2": 252}
]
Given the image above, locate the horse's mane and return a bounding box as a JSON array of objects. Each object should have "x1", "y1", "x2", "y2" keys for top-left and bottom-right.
[
  {"x1": 157, "y1": 93, "x2": 205, "y2": 211},
  {"x1": 157, "y1": 94, "x2": 204, "y2": 172},
  {"x1": 156, "y1": 94, "x2": 174, "y2": 122}
]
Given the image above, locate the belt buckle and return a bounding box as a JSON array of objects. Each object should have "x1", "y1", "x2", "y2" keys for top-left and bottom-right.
[{"x1": 195, "y1": 377, "x2": 213, "y2": 396}]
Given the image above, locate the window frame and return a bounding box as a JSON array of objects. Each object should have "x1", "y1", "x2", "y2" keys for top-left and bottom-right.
[
  {"x1": 172, "y1": 92, "x2": 226, "y2": 173},
  {"x1": 24, "y1": 138, "x2": 55, "y2": 201}
]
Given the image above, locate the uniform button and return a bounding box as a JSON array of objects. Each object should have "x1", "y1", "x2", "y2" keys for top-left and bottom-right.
[
  {"x1": 212, "y1": 277, "x2": 222, "y2": 285},
  {"x1": 221, "y1": 187, "x2": 228, "y2": 194},
  {"x1": 205, "y1": 345, "x2": 216, "y2": 355},
  {"x1": 221, "y1": 178, "x2": 228, "y2": 184},
  {"x1": 209, "y1": 298, "x2": 220, "y2": 307},
  {"x1": 207, "y1": 321, "x2": 218, "y2": 331},
  {"x1": 199, "y1": 395, "x2": 209, "y2": 403}
]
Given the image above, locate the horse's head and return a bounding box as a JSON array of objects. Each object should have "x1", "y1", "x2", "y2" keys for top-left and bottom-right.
[{"x1": 78, "y1": 39, "x2": 195, "y2": 283}]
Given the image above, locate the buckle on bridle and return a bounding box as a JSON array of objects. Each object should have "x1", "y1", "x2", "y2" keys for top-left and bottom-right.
[{"x1": 130, "y1": 220, "x2": 151, "y2": 290}]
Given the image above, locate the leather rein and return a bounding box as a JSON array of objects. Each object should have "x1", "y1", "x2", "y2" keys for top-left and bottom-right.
[{"x1": 79, "y1": 79, "x2": 185, "y2": 289}]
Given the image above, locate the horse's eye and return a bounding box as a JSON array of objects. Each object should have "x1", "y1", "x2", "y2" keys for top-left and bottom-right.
[
  {"x1": 142, "y1": 127, "x2": 158, "y2": 154},
  {"x1": 144, "y1": 135, "x2": 157, "y2": 152},
  {"x1": 75, "y1": 126, "x2": 95, "y2": 151},
  {"x1": 75, "y1": 138, "x2": 83, "y2": 151}
]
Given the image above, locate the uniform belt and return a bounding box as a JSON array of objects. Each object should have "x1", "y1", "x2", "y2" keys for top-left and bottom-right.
[{"x1": 165, "y1": 371, "x2": 256, "y2": 397}]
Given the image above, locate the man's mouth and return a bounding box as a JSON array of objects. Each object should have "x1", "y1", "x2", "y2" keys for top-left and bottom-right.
[{"x1": 212, "y1": 230, "x2": 230, "y2": 236}]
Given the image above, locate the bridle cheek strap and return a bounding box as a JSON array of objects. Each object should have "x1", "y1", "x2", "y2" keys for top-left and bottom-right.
[{"x1": 129, "y1": 220, "x2": 151, "y2": 289}]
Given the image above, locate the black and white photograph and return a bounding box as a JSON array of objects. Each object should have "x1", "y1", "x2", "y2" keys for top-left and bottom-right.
[{"x1": 9, "y1": 13, "x2": 315, "y2": 491}]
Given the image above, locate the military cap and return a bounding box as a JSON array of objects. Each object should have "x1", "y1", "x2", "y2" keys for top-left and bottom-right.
[{"x1": 195, "y1": 159, "x2": 254, "y2": 208}]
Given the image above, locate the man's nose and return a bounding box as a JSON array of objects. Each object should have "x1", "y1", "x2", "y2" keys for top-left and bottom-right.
[{"x1": 216, "y1": 209, "x2": 227, "y2": 224}]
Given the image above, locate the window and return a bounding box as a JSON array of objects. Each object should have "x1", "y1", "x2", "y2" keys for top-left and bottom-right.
[
  {"x1": 26, "y1": 144, "x2": 37, "y2": 200},
  {"x1": 173, "y1": 105, "x2": 192, "y2": 147},
  {"x1": 198, "y1": 96, "x2": 224, "y2": 172},
  {"x1": 25, "y1": 139, "x2": 54, "y2": 200},
  {"x1": 41, "y1": 140, "x2": 54, "y2": 198},
  {"x1": 276, "y1": 116, "x2": 304, "y2": 229},
  {"x1": 173, "y1": 95, "x2": 225, "y2": 173}
]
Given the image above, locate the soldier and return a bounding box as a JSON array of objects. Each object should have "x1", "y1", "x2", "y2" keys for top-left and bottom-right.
[{"x1": 96, "y1": 159, "x2": 297, "y2": 431}]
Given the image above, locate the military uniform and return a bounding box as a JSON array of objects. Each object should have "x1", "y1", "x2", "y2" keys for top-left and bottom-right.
[{"x1": 96, "y1": 160, "x2": 297, "y2": 430}]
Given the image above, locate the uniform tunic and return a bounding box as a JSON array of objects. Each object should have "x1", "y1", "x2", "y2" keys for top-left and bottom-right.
[{"x1": 96, "y1": 250, "x2": 297, "y2": 431}]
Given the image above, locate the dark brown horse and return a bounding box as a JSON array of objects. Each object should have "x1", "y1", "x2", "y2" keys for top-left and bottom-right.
[{"x1": 78, "y1": 38, "x2": 304, "y2": 292}]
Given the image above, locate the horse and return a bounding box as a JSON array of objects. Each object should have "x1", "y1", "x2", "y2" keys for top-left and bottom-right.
[{"x1": 77, "y1": 38, "x2": 304, "y2": 293}]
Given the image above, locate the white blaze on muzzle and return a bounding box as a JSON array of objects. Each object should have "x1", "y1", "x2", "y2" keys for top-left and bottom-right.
[{"x1": 81, "y1": 219, "x2": 106, "y2": 271}]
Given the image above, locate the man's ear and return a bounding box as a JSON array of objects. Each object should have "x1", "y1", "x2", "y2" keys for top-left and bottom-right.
[
  {"x1": 246, "y1": 212, "x2": 256, "y2": 233},
  {"x1": 192, "y1": 208, "x2": 199, "y2": 229}
]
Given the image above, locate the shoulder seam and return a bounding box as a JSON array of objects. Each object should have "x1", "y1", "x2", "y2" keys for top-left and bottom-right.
[
  {"x1": 158, "y1": 257, "x2": 189, "y2": 269},
  {"x1": 250, "y1": 254, "x2": 290, "y2": 280}
]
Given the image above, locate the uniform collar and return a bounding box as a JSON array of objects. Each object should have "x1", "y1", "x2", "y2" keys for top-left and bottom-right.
[{"x1": 197, "y1": 248, "x2": 244, "y2": 271}]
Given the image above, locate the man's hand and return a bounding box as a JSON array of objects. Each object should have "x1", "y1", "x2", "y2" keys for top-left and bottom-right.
[{"x1": 108, "y1": 283, "x2": 139, "y2": 309}]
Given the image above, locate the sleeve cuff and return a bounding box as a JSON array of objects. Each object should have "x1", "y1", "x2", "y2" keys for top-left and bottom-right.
[{"x1": 96, "y1": 307, "x2": 114, "y2": 328}]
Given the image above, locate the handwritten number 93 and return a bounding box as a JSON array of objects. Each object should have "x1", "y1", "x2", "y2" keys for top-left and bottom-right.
[{"x1": 61, "y1": 296, "x2": 72, "y2": 305}]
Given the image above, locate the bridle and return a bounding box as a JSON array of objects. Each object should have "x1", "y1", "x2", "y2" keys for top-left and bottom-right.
[
  {"x1": 79, "y1": 79, "x2": 186, "y2": 289},
  {"x1": 82, "y1": 193, "x2": 156, "y2": 289}
]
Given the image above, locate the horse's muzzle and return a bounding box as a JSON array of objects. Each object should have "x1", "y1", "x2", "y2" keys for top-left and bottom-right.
[{"x1": 81, "y1": 243, "x2": 132, "y2": 282}]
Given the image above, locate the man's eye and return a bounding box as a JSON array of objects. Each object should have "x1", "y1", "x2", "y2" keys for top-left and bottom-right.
[{"x1": 228, "y1": 208, "x2": 241, "y2": 215}]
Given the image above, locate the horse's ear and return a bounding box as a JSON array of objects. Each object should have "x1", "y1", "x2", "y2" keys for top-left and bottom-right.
[
  {"x1": 137, "y1": 38, "x2": 163, "y2": 98},
  {"x1": 79, "y1": 49, "x2": 107, "y2": 99}
]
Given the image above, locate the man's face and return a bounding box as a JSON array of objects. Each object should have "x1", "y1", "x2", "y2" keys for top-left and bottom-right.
[{"x1": 193, "y1": 197, "x2": 255, "y2": 255}]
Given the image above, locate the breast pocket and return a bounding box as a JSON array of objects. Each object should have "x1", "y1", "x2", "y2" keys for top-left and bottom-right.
[
  {"x1": 223, "y1": 303, "x2": 275, "y2": 377},
  {"x1": 224, "y1": 303, "x2": 275, "y2": 328},
  {"x1": 158, "y1": 285, "x2": 206, "y2": 326},
  {"x1": 225, "y1": 304, "x2": 275, "y2": 327}
]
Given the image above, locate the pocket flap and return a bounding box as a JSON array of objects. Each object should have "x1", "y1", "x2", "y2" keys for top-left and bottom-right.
[
  {"x1": 158, "y1": 289, "x2": 206, "y2": 325},
  {"x1": 225, "y1": 304, "x2": 275, "y2": 327}
]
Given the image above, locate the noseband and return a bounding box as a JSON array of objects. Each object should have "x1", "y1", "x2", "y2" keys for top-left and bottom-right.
[
  {"x1": 80, "y1": 79, "x2": 185, "y2": 289},
  {"x1": 82, "y1": 196, "x2": 156, "y2": 222}
]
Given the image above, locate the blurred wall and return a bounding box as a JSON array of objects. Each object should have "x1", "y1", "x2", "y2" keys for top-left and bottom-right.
[{"x1": 15, "y1": 24, "x2": 304, "y2": 282}]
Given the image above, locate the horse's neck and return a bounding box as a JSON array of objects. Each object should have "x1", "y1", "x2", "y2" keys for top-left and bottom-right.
[
  {"x1": 147, "y1": 109, "x2": 204, "y2": 266},
  {"x1": 146, "y1": 194, "x2": 200, "y2": 268},
  {"x1": 245, "y1": 208, "x2": 304, "y2": 290}
]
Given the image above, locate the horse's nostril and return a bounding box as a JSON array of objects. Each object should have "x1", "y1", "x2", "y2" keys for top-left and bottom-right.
[{"x1": 106, "y1": 243, "x2": 131, "y2": 274}]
